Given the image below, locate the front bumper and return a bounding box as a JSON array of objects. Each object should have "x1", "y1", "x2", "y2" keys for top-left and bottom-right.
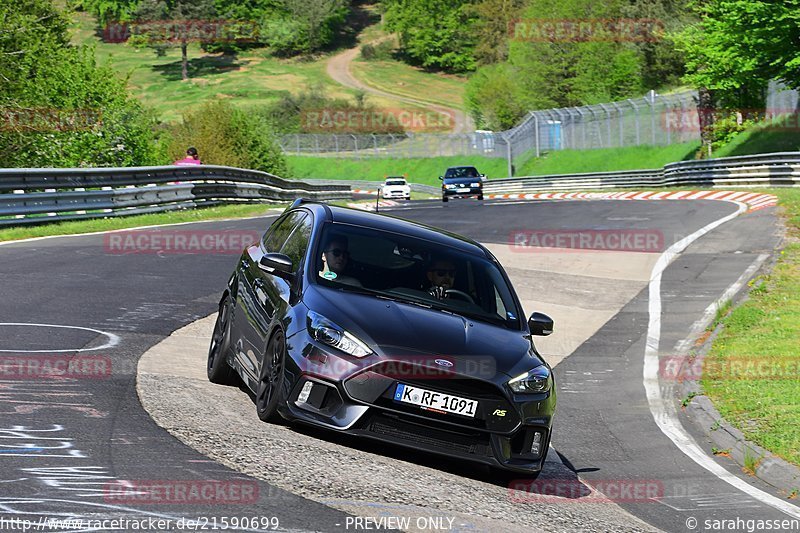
[
  {"x1": 442, "y1": 186, "x2": 482, "y2": 199},
  {"x1": 382, "y1": 190, "x2": 411, "y2": 199},
  {"x1": 279, "y1": 335, "x2": 555, "y2": 473}
]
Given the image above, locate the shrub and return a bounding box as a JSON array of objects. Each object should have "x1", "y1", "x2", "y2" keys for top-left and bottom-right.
[{"x1": 166, "y1": 100, "x2": 288, "y2": 176}]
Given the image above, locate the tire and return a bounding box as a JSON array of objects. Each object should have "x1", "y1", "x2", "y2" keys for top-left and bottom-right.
[
  {"x1": 207, "y1": 296, "x2": 238, "y2": 385},
  {"x1": 478, "y1": 194, "x2": 484, "y2": 200},
  {"x1": 442, "y1": 196, "x2": 449, "y2": 203},
  {"x1": 256, "y1": 330, "x2": 286, "y2": 422}
]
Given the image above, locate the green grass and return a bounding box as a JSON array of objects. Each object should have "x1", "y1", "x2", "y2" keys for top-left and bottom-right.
[
  {"x1": 713, "y1": 116, "x2": 800, "y2": 158},
  {"x1": 0, "y1": 203, "x2": 282, "y2": 243},
  {"x1": 287, "y1": 155, "x2": 510, "y2": 185},
  {"x1": 68, "y1": 12, "x2": 361, "y2": 123},
  {"x1": 515, "y1": 142, "x2": 701, "y2": 175},
  {"x1": 287, "y1": 142, "x2": 701, "y2": 184},
  {"x1": 701, "y1": 188, "x2": 800, "y2": 467},
  {"x1": 351, "y1": 57, "x2": 468, "y2": 111}
]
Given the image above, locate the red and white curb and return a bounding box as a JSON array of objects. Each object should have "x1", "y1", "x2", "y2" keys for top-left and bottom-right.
[
  {"x1": 347, "y1": 200, "x2": 400, "y2": 211},
  {"x1": 352, "y1": 189, "x2": 379, "y2": 195},
  {"x1": 486, "y1": 190, "x2": 778, "y2": 212}
]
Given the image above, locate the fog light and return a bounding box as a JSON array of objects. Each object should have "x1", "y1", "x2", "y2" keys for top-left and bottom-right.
[
  {"x1": 297, "y1": 381, "x2": 314, "y2": 404},
  {"x1": 531, "y1": 432, "x2": 542, "y2": 457}
]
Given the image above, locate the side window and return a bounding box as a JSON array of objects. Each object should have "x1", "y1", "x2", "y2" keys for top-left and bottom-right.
[
  {"x1": 262, "y1": 212, "x2": 306, "y2": 252},
  {"x1": 280, "y1": 215, "x2": 312, "y2": 271}
]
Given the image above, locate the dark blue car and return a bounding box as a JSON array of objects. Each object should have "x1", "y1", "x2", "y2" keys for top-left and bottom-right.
[{"x1": 207, "y1": 199, "x2": 556, "y2": 475}]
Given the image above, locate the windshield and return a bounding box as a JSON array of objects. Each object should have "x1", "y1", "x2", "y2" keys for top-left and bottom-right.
[
  {"x1": 314, "y1": 223, "x2": 521, "y2": 329},
  {"x1": 385, "y1": 179, "x2": 407, "y2": 186},
  {"x1": 444, "y1": 167, "x2": 479, "y2": 179}
]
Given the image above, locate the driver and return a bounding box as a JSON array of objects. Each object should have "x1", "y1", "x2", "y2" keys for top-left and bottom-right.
[
  {"x1": 320, "y1": 235, "x2": 362, "y2": 287},
  {"x1": 426, "y1": 258, "x2": 457, "y2": 299}
]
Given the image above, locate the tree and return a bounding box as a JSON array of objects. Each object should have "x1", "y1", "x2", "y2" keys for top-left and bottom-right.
[
  {"x1": 1, "y1": 0, "x2": 158, "y2": 167},
  {"x1": 468, "y1": 0, "x2": 526, "y2": 65},
  {"x1": 132, "y1": 0, "x2": 217, "y2": 80},
  {"x1": 466, "y1": 0, "x2": 648, "y2": 127},
  {"x1": 383, "y1": 0, "x2": 478, "y2": 72},
  {"x1": 166, "y1": 100, "x2": 288, "y2": 175},
  {"x1": 674, "y1": 0, "x2": 800, "y2": 106}
]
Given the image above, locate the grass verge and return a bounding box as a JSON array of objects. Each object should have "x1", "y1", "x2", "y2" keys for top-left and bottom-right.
[
  {"x1": 701, "y1": 188, "x2": 800, "y2": 467},
  {"x1": 0, "y1": 203, "x2": 282, "y2": 243}
]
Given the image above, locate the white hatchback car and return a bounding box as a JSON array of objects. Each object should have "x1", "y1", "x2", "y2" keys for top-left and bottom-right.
[{"x1": 381, "y1": 177, "x2": 411, "y2": 200}]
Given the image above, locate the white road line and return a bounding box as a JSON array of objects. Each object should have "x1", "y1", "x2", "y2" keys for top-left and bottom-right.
[
  {"x1": 672, "y1": 253, "x2": 770, "y2": 354},
  {"x1": 643, "y1": 201, "x2": 800, "y2": 519},
  {"x1": 0, "y1": 323, "x2": 120, "y2": 353},
  {"x1": 0, "y1": 212, "x2": 283, "y2": 247}
]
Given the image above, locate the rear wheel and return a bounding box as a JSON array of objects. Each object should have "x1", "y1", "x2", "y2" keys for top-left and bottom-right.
[
  {"x1": 207, "y1": 296, "x2": 238, "y2": 385},
  {"x1": 256, "y1": 330, "x2": 286, "y2": 422}
]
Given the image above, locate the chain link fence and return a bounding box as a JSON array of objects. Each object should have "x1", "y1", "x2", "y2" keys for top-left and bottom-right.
[{"x1": 280, "y1": 84, "x2": 799, "y2": 176}]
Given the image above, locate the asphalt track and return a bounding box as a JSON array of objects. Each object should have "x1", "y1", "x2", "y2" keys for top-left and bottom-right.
[{"x1": 0, "y1": 197, "x2": 797, "y2": 532}]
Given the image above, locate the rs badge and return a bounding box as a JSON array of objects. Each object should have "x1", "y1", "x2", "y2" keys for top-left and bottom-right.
[{"x1": 492, "y1": 409, "x2": 507, "y2": 417}]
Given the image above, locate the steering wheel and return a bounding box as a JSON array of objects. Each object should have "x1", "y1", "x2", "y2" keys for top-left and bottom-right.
[{"x1": 445, "y1": 289, "x2": 474, "y2": 304}]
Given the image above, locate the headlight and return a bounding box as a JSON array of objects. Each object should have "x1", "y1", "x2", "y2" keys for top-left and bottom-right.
[
  {"x1": 508, "y1": 365, "x2": 552, "y2": 393},
  {"x1": 444, "y1": 184, "x2": 456, "y2": 189},
  {"x1": 307, "y1": 311, "x2": 372, "y2": 358},
  {"x1": 470, "y1": 182, "x2": 481, "y2": 187}
]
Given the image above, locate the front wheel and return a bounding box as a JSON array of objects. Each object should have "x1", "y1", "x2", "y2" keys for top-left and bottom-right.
[
  {"x1": 207, "y1": 296, "x2": 238, "y2": 385},
  {"x1": 256, "y1": 330, "x2": 286, "y2": 422},
  {"x1": 442, "y1": 196, "x2": 449, "y2": 203}
]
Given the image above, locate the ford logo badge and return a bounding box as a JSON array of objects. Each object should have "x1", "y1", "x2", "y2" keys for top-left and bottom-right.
[{"x1": 434, "y1": 359, "x2": 453, "y2": 368}]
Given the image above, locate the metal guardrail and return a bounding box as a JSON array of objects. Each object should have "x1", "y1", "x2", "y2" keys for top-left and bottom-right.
[
  {"x1": 482, "y1": 152, "x2": 800, "y2": 194},
  {"x1": 0, "y1": 165, "x2": 351, "y2": 226},
  {"x1": 301, "y1": 179, "x2": 440, "y2": 195}
]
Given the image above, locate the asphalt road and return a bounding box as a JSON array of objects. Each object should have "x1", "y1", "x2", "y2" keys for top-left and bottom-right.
[{"x1": 0, "y1": 198, "x2": 796, "y2": 532}]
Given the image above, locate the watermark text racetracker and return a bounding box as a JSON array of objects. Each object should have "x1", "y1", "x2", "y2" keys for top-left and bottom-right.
[
  {"x1": 660, "y1": 355, "x2": 800, "y2": 382},
  {"x1": 0, "y1": 355, "x2": 111, "y2": 380},
  {"x1": 508, "y1": 478, "x2": 663, "y2": 503},
  {"x1": 510, "y1": 229, "x2": 664, "y2": 253},
  {"x1": 300, "y1": 108, "x2": 455, "y2": 133},
  {"x1": 509, "y1": 18, "x2": 664, "y2": 42},
  {"x1": 103, "y1": 479, "x2": 259, "y2": 505},
  {"x1": 104, "y1": 230, "x2": 260, "y2": 255}
]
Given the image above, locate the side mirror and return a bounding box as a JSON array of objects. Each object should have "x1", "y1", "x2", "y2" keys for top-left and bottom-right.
[
  {"x1": 438, "y1": 176, "x2": 443, "y2": 180},
  {"x1": 528, "y1": 312, "x2": 554, "y2": 336},
  {"x1": 259, "y1": 253, "x2": 294, "y2": 279}
]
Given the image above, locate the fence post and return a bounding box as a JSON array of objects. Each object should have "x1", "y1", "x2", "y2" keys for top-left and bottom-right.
[
  {"x1": 649, "y1": 91, "x2": 657, "y2": 145},
  {"x1": 534, "y1": 113, "x2": 540, "y2": 158},
  {"x1": 599, "y1": 104, "x2": 611, "y2": 149},
  {"x1": 500, "y1": 133, "x2": 513, "y2": 177},
  {"x1": 628, "y1": 99, "x2": 640, "y2": 145}
]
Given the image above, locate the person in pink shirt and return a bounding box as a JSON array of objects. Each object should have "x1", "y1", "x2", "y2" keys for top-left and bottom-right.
[{"x1": 174, "y1": 147, "x2": 202, "y2": 165}]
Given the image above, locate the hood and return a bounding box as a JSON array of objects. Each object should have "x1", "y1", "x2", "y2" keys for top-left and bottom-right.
[{"x1": 303, "y1": 285, "x2": 539, "y2": 378}]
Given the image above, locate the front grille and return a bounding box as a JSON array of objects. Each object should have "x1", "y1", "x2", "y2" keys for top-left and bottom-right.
[{"x1": 366, "y1": 412, "x2": 492, "y2": 456}]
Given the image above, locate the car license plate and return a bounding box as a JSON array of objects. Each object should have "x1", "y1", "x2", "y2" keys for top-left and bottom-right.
[
  {"x1": 394, "y1": 383, "x2": 478, "y2": 417},
  {"x1": 456, "y1": 187, "x2": 471, "y2": 193}
]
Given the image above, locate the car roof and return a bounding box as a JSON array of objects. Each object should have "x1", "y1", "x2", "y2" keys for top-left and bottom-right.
[
  {"x1": 302, "y1": 202, "x2": 488, "y2": 256},
  {"x1": 446, "y1": 166, "x2": 478, "y2": 171}
]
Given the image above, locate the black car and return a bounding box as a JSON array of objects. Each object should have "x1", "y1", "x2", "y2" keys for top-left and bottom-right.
[
  {"x1": 207, "y1": 199, "x2": 556, "y2": 475},
  {"x1": 440, "y1": 166, "x2": 485, "y2": 202}
]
